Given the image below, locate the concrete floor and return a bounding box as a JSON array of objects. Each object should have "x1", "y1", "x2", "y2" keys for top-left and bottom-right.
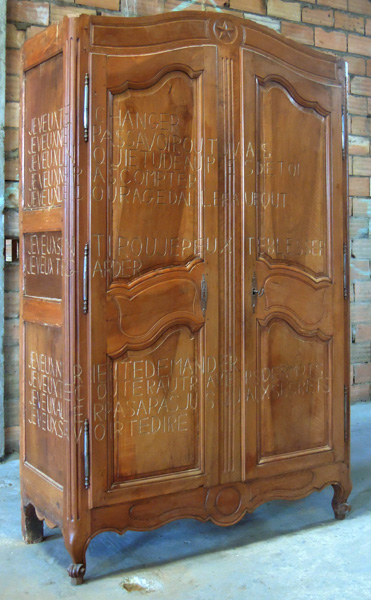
[{"x1": 1, "y1": 402, "x2": 371, "y2": 600}]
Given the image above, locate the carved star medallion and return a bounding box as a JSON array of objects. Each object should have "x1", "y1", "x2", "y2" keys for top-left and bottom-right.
[{"x1": 215, "y1": 19, "x2": 236, "y2": 42}]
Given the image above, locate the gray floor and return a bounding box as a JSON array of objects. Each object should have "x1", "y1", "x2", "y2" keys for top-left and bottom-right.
[{"x1": 1, "y1": 403, "x2": 371, "y2": 600}]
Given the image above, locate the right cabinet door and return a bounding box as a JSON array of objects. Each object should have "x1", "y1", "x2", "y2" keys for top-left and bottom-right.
[{"x1": 242, "y1": 51, "x2": 346, "y2": 479}]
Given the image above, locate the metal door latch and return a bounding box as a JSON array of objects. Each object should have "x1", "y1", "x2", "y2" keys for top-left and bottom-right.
[{"x1": 251, "y1": 272, "x2": 264, "y2": 313}]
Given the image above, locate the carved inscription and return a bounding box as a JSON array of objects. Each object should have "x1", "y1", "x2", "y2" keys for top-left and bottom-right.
[
  {"x1": 112, "y1": 354, "x2": 216, "y2": 440},
  {"x1": 24, "y1": 324, "x2": 65, "y2": 484},
  {"x1": 24, "y1": 232, "x2": 62, "y2": 299},
  {"x1": 27, "y1": 350, "x2": 66, "y2": 439},
  {"x1": 245, "y1": 362, "x2": 331, "y2": 402},
  {"x1": 26, "y1": 109, "x2": 66, "y2": 209},
  {"x1": 23, "y1": 231, "x2": 76, "y2": 296},
  {"x1": 24, "y1": 53, "x2": 66, "y2": 211}
]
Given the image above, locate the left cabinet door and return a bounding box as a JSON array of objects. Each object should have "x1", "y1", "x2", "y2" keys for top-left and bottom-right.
[{"x1": 87, "y1": 46, "x2": 220, "y2": 508}]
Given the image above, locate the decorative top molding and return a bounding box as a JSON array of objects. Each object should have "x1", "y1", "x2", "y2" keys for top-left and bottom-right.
[{"x1": 22, "y1": 11, "x2": 343, "y2": 84}]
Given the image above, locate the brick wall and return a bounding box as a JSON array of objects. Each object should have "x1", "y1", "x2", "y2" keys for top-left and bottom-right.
[{"x1": 4, "y1": 0, "x2": 371, "y2": 452}]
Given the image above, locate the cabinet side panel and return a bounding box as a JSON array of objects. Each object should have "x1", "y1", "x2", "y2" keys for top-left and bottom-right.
[{"x1": 20, "y1": 52, "x2": 66, "y2": 492}]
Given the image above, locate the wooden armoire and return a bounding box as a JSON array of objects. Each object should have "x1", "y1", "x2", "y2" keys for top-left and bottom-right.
[{"x1": 19, "y1": 12, "x2": 351, "y2": 584}]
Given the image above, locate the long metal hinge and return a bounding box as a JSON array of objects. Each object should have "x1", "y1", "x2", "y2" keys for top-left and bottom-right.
[
  {"x1": 343, "y1": 243, "x2": 348, "y2": 300},
  {"x1": 342, "y1": 105, "x2": 346, "y2": 160},
  {"x1": 83, "y1": 244, "x2": 89, "y2": 314},
  {"x1": 83, "y1": 73, "x2": 89, "y2": 142},
  {"x1": 201, "y1": 274, "x2": 208, "y2": 317},
  {"x1": 84, "y1": 419, "x2": 90, "y2": 489},
  {"x1": 344, "y1": 385, "x2": 349, "y2": 442}
]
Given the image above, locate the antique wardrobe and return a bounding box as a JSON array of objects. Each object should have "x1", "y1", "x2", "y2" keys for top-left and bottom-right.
[{"x1": 19, "y1": 12, "x2": 351, "y2": 584}]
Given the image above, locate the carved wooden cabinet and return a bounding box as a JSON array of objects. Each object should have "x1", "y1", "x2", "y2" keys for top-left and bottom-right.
[{"x1": 20, "y1": 12, "x2": 351, "y2": 584}]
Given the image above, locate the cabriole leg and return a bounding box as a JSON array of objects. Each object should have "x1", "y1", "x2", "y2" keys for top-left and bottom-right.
[
  {"x1": 332, "y1": 482, "x2": 351, "y2": 520},
  {"x1": 65, "y1": 529, "x2": 89, "y2": 585},
  {"x1": 21, "y1": 503, "x2": 44, "y2": 544},
  {"x1": 67, "y1": 563, "x2": 86, "y2": 586}
]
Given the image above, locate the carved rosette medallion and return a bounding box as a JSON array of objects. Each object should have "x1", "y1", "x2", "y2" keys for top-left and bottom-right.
[
  {"x1": 205, "y1": 484, "x2": 248, "y2": 525},
  {"x1": 213, "y1": 19, "x2": 238, "y2": 44}
]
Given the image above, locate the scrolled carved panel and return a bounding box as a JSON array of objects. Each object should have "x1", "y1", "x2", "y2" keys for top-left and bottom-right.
[
  {"x1": 254, "y1": 77, "x2": 331, "y2": 279},
  {"x1": 263, "y1": 273, "x2": 333, "y2": 331},
  {"x1": 106, "y1": 260, "x2": 205, "y2": 358}
]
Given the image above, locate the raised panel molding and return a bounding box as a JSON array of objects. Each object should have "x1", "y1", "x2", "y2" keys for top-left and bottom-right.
[{"x1": 107, "y1": 260, "x2": 205, "y2": 357}]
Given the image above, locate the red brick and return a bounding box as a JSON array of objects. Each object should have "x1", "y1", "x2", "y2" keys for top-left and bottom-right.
[
  {"x1": 349, "y1": 135, "x2": 370, "y2": 155},
  {"x1": 4, "y1": 209, "x2": 19, "y2": 238},
  {"x1": 353, "y1": 324, "x2": 371, "y2": 343},
  {"x1": 349, "y1": 216, "x2": 370, "y2": 236},
  {"x1": 345, "y1": 57, "x2": 365, "y2": 76},
  {"x1": 78, "y1": 0, "x2": 120, "y2": 9},
  {"x1": 4, "y1": 264, "x2": 19, "y2": 293},
  {"x1": 7, "y1": 1, "x2": 49, "y2": 26},
  {"x1": 230, "y1": 0, "x2": 266, "y2": 13},
  {"x1": 133, "y1": 0, "x2": 169, "y2": 15},
  {"x1": 354, "y1": 362, "x2": 371, "y2": 383},
  {"x1": 281, "y1": 22, "x2": 314, "y2": 46},
  {"x1": 352, "y1": 302, "x2": 371, "y2": 322},
  {"x1": 314, "y1": 28, "x2": 347, "y2": 52},
  {"x1": 317, "y1": 0, "x2": 346, "y2": 9},
  {"x1": 4, "y1": 128, "x2": 19, "y2": 153},
  {"x1": 50, "y1": 5, "x2": 96, "y2": 24},
  {"x1": 5, "y1": 157, "x2": 19, "y2": 181},
  {"x1": 4, "y1": 293, "x2": 20, "y2": 319},
  {"x1": 349, "y1": 0, "x2": 371, "y2": 15},
  {"x1": 348, "y1": 94, "x2": 368, "y2": 115},
  {"x1": 302, "y1": 7, "x2": 333, "y2": 27},
  {"x1": 4, "y1": 319, "x2": 19, "y2": 346},
  {"x1": 267, "y1": 0, "x2": 301, "y2": 21},
  {"x1": 5, "y1": 102, "x2": 19, "y2": 128},
  {"x1": 5, "y1": 75, "x2": 20, "y2": 102},
  {"x1": 348, "y1": 35, "x2": 371, "y2": 57},
  {"x1": 6, "y1": 24, "x2": 25, "y2": 49},
  {"x1": 351, "y1": 116, "x2": 371, "y2": 136},
  {"x1": 4, "y1": 182, "x2": 19, "y2": 210},
  {"x1": 243, "y1": 14, "x2": 281, "y2": 31},
  {"x1": 351, "y1": 342, "x2": 371, "y2": 363},
  {"x1": 350, "y1": 383, "x2": 371, "y2": 402},
  {"x1": 353, "y1": 198, "x2": 371, "y2": 216},
  {"x1": 6, "y1": 49, "x2": 21, "y2": 76},
  {"x1": 349, "y1": 176, "x2": 370, "y2": 196},
  {"x1": 335, "y1": 12, "x2": 364, "y2": 33},
  {"x1": 353, "y1": 156, "x2": 371, "y2": 175},
  {"x1": 352, "y1": 239, "x2": 371, "y2": 258},
  {"x1": 354, "y1": 281, "x2": 371, "y2": 301},
  {"x1": 351, "y1": 76, "x2": 371, "y2": 97},
  {"x1": 350, "y1": 258, "x2": 371, "y2": 280}
]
